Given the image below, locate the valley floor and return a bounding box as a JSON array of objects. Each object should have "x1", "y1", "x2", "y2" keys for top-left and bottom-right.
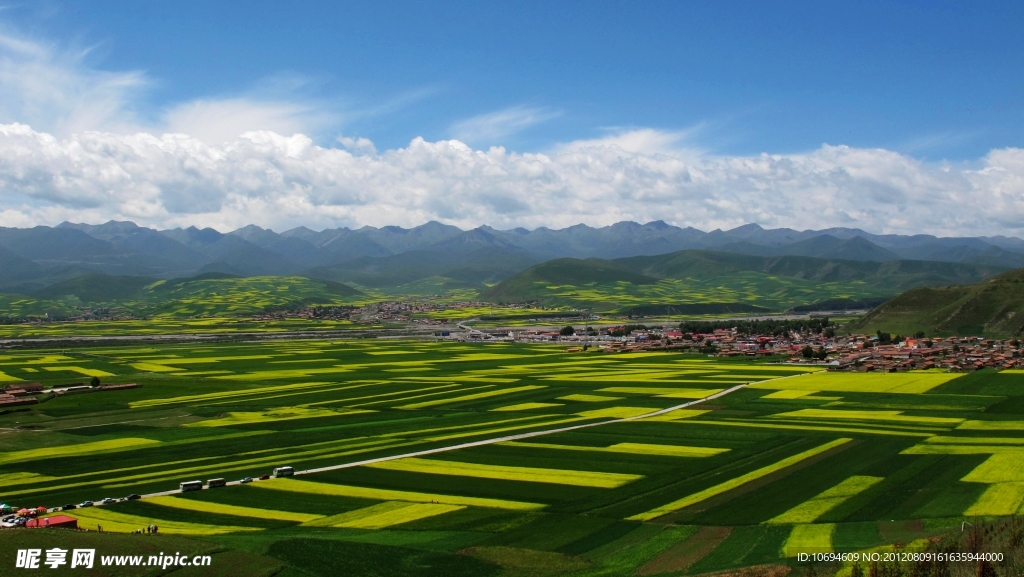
[{"x1": 1, "y1": 341, "x2": 1021, "y2": 576}]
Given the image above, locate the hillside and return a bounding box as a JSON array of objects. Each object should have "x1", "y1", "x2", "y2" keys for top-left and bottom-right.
[
  {"x1": 483, "y1": 250, "x2": 1007, "y2": 313},
  {"x1": 34, "y1": 273, "x2": 159, "y2": 302},
  {"x1": 0, "y1": 274, "x2": 365, "y2": 320},
  {"x1": 309, "y1": 246, "x2": 540, "y2": 291},
  {"x1": 848, "y1": 268, "x2": 1024, "y2": 337}
]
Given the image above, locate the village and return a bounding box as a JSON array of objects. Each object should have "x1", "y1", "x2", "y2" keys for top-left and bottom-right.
[{"x1": 492, "y1": 325, "x2": 1024, "y2": 372}]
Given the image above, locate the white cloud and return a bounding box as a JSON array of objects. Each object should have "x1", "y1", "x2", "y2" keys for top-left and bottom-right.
[
  {"x1": 162, "y1": 98, "x2": 340, "y2": 145},
  {"x1": 557, "y1": 127, "x2": 705, "y2": 156},
  {"x1": 0, "y1": 122, "x2": 1022, "y2": 237},
  {"x1": 0, "y1": 30, "x2": 147, "y2": 135},
  {"x1": 0, "y1": 28, "x2": 343, "y2": 144},
  {"x1": 449, "y1": 105, "x2": 560, "y2": 144}
]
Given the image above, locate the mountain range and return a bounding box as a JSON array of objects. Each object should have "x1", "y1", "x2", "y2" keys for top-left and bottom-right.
[{"x1": 2, "y1": 220, "x2": 1023, "y2": 295}]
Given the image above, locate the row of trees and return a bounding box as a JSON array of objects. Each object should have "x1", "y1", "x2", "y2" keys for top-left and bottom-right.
[{"x1": 679, "y1": 317, "x2": 836, "y2": 337}]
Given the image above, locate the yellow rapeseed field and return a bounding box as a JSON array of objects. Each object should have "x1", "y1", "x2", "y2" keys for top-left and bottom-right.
[
  {"x1": 500, "y1": 441, "x2": 727, "y2": 458},
  {"x1": 597, "y1": 387, "x2": 723, "y2": 398},
  {"x1": 56, "y1": 508, "x2": 261, "y2": 535},
  {"x1": 557, "y1": 394, "x2": 622, "y2": 402},
  {"x1": 962, "y1": 453, "x2": 1024, "y2": 483},
  {"x1": 749, "y1": 372, "x2": 958, "y2": 394},
  {"x1": 366, "y1": 457, "x2": 643, "y2": 488},
  {"x1": 783, "y1": 524, "x2": 835, "y2": 556},
  {"x1": 303, "y1": 501, "x2": 464, "y2": 529},
  {"x1": 577, "y1": 407, "x2": 656, "y2": 419},
  {"x1": 252, "y1": 478, "x2": 546, "y2": 510},
  {"x1": 0, "y1": 438, "x2": 159, "y2": 465},
  {"x1": 767, "y1": 476, "x2": 883, "y2": 524},
  {"x1": 628, "y1": 439, "x2": 852, "y2": 521},
  {"x1": 148, "y1": 496, "x2": 321, "y2": 523},
  {"x1": 399, "y1": 385, "x2": 545, "y2": 409},
  {"x1": 491, "y1": 402, "x2": 563, "y2": 411},
  {"x1": 186, "y1": 407, "x2": 372, "y2": 427},
  {"x1": 770, "y1": 409, "x2": 964, "y2": 426},
  {"x1": 965, "y1": 483, "x2": 1024, "y2": 516}
]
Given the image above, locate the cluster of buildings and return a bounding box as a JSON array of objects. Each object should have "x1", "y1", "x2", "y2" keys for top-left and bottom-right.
[
  {"x1": 809, "y1": 336, "x2": 1023, "y2": 372},
  {"x1": 491, "y1": 325, "x2": 1024, "y2": 373}
]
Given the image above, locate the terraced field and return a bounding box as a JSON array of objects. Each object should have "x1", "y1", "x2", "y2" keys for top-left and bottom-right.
[{"x1": 2, "y1": 341, "x2": 1023, "y2": 576}]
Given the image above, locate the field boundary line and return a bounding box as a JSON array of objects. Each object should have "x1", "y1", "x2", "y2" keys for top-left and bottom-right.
[
  {"x1": 134, "y1": 369, "x2": 813, "y2": 499},
  {"x1": 293, "y1": 370, "x2": 813, "y2": 476}
]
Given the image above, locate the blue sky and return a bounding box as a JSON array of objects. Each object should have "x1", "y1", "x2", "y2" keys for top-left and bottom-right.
[
  {"x1": 7, "y1": 1, "x2": 1022, "y2": 158},
  {"x1": 0, "y1": 1, "x2": 1022, "y2": 235}
]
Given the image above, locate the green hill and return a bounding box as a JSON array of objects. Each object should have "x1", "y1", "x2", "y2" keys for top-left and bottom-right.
[
  {"x1": 482, "y1": 258, "x2": 658, "y2": 303},
  {"x1": 1, "y1": 275, "x2": 364, "y2": 319},
  {"x1": 33, "y1": 273, "x2": 158, "y2": 302},
  {"x1": 483, "y1": 250, "x2": 1007, "y2": 313},
  {"x1": 848, "y1": 268, "x2": 1024, "y2": 337}
]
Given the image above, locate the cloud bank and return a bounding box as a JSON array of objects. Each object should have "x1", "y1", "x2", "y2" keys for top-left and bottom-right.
[{"x1": 0, "y1": 122, "x2": 1021, "y2": 236}]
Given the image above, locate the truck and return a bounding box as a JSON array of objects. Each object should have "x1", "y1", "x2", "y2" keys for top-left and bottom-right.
[
  {"x1": 179, "y1": 480, "x2": 203, "y2": 492},
  {"x1": 207, "y1": 478, "x2": 226, "y2": 488},
  {"x1": 273, "y1": 466, "x2": 295, "y2": 478}
]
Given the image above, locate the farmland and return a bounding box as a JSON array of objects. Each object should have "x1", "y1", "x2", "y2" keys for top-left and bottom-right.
[{"x1": 2, "y1": 340, "x2": 1024, "y2": 576}]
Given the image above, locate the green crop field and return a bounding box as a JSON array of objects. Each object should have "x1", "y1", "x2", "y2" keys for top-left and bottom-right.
[
  {"x1": 518, "y1": 274, "x2": 883, "y2": 313},
  {"x1": 2, "y1": 341, "x2": 1023, "y2": 576}
]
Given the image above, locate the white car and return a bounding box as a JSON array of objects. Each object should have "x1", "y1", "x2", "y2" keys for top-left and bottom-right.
[
  {"x1": 1, "y1": 516, "x2": 18, "y2": 528},
  {"x1": 101, "y1": 498, "x2": 116, "y2": 505}
]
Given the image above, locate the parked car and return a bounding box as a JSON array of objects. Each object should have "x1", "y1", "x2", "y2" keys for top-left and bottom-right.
[
  {"x1": 258, "y1": 474, "x2": 270, "y2": 480},
  {"x1": 61, "y1": 504, "x2": 76, "y2": 510},
  {"x1": 79, "y1": 501, "x2": 93, "y2": 507},
  {"x1": 125, "y1": 494, "x2": 141, "y2": 501},
  {"x1": 101, "y1": 498, "x2": 116, "y2": 505},
  {"x1": 240, "y1": 477, "x2": 253, "y2": 484},
  {"x1": 3, "y1": 516, "x2": 27, "y2": 527}
]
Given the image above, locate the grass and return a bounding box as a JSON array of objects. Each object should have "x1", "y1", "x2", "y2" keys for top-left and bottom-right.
[{"x1": 365, "y1": 457, "x2": 644, "y2": 488}]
